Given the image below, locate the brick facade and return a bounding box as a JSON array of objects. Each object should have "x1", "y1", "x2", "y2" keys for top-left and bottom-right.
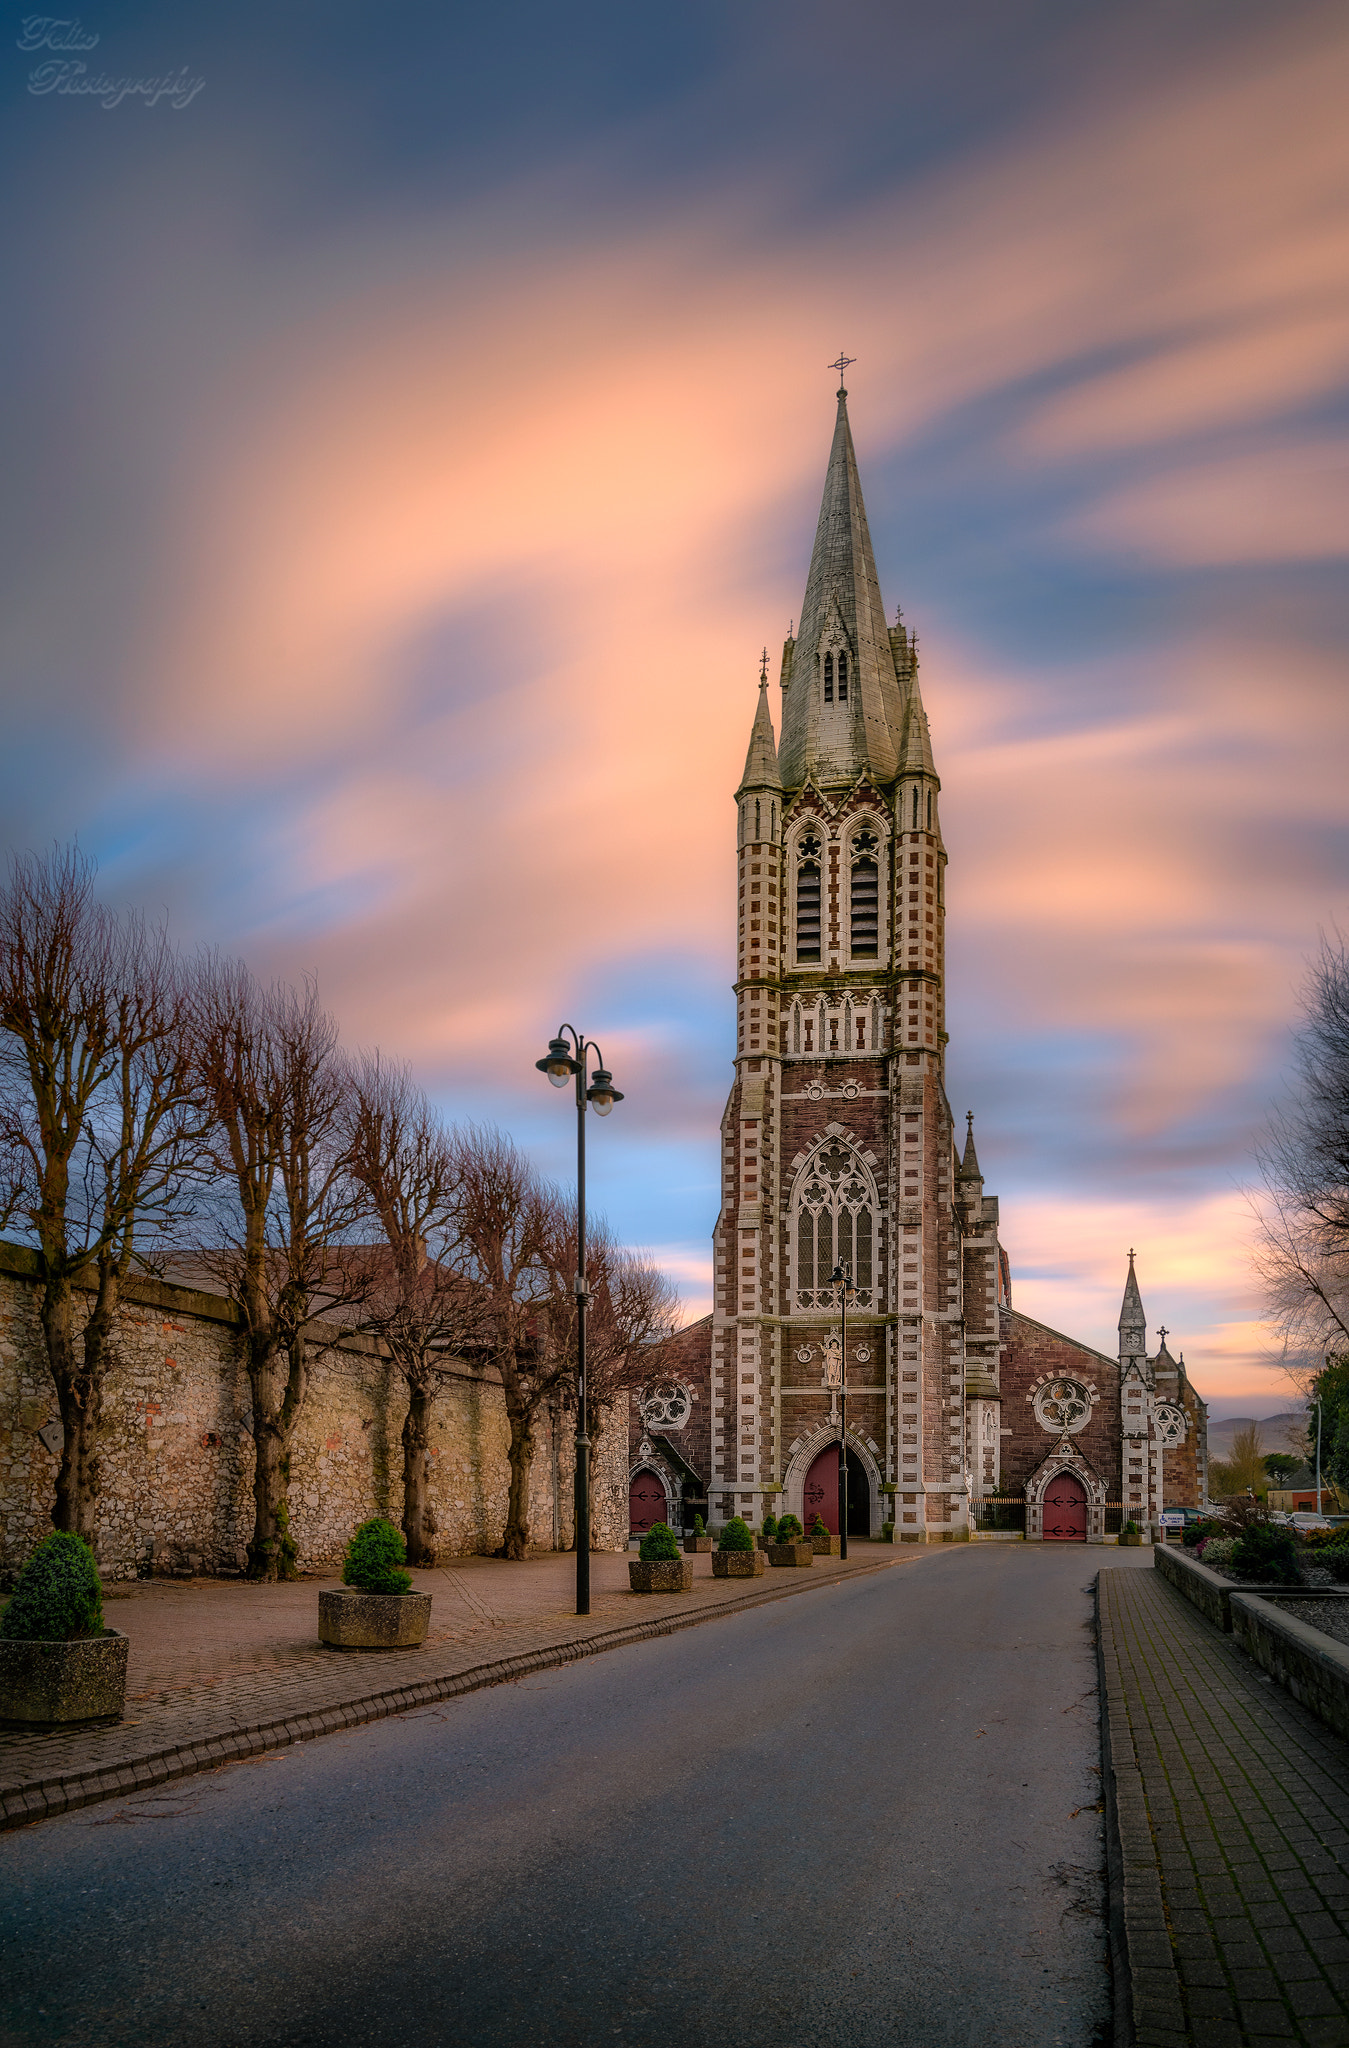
[{"x1": 681, "y1": 388, "x2": 1208, "y2": 1544}]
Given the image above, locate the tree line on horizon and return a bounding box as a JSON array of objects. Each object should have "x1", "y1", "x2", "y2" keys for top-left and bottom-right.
[{"x1": 0, "y1": 845, "x2": 679, "y2": 1578}]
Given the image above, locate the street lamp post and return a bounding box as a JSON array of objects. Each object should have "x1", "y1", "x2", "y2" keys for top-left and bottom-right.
[
  {"x1": 535, "y1": 1026, "x2": 623, "y2": 1617},
  {"x1": 830, "y1": 1262, "x2": 856, "y2": 1559},
  {"x1": 1315, "y1": 1390, "x2": 1324, "y2": 1518}
]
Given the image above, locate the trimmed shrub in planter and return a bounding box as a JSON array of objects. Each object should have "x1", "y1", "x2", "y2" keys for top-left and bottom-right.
[
  {"x1": 757, "y1": 1513, "x2": 778, "y2": 1551},
  {"x1": 0, "y1": 1532, "x2": 127, "y2": 1728},
  {"x1": 319, "y1": 1518, "x2": 430, "y2": 1651},
  {"x1": 713, "y1": 1515, "x2": 765, "y2": 1577},
  {"x1": 767, "y1": 1541, "x2": 814, "y2": 1567},
  {"x1": 810, "y1": 1516, "x2": 841, "y2": 1556},
  {"x1": 630, "y1": 1523, "x2": 693, "y2": 1592},
  {"x1": 776, "y1": 1514, "x2": 804, "y2": 1542},
  {"x1": 1118, "y1": 1520, "x2": 1149, "y2": 1547},
  {"x1": 881, "y1": 1521, "x2": 896, "y2": 1543},
  {"x1": 684, "y1": 1513, "x2": 712, "y2": 1555}
]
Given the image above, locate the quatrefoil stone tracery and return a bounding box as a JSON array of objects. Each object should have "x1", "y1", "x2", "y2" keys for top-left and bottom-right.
[{"x1": 1032, "y1": 1378, "x2": 1092, "y2": 1434}]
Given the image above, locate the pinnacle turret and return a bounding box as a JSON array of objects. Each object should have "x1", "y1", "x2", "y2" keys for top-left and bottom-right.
[
  {"x1": 1118, "y1": 1251, "x2": 1146, "y2": 1334},
  {"x1": 777, "y1": 388, "x2": 905, "y2": 790},
  {"x1": 957, "y1": 1111, "x2": 982, "y2": 1181},
  {"x1": 737, "y1": 673, "x2": 781, "y2": 796}
]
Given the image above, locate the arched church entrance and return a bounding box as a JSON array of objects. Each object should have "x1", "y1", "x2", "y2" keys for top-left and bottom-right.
[
  {"x1": 1043, "y1": 1471, "x2": 1088, "y2": 1542},
  {"x1": 802, "y1": 1445, "x2": 871, "y2": 1537},
  {"x1": 629, "y1": 1470, "x2": 667, "y2": 1535}
]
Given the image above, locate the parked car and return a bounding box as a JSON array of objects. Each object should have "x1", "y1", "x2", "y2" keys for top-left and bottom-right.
[{"x1": 1289, "y1": 1512, "x2": 1349, "y2": 1531}]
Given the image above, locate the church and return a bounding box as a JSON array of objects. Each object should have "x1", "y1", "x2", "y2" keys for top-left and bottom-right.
[{"x1": 628, "y1": 382, "x2": 1209, "y2": 1544}]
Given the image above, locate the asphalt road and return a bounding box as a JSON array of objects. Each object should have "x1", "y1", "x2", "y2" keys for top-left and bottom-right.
[{"x1": 3, "y1": 1545, "x2": 1144, "y2": 2048}]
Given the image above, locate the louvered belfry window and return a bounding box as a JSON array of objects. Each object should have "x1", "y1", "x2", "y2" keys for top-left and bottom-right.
[
  {"x1": 823, "y1": 652, "x2": 834, "y2": 703},
  {"x1": 851, "y1": 858, "x2": 878, "y2": 956},
  {"x1": 796, "y1": 861, "x2": 821, "y2": 960},
  {"x1": 837, "y1": 651, "x2": 848, "y2": 701}
]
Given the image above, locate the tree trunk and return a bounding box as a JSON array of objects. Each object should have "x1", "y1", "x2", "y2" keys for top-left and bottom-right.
[
  {"x1": 42, "y1": 1271, "x2": 103, "y2": 1542},
  {"x1": 244, "y1": 1336, "x2": 302, "y2": 1580},
  {"x1": 401, "y1": 1374, "x2": 437, "y2": 1566},
  {"x1": 501, "y1": 1405, "x2": 536, "y2": 1560}
]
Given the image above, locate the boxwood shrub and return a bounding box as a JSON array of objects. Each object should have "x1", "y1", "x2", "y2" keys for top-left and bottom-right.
[
  {"x1": 718, "y1": 1516, "x2": 754, "y2": 1553},
  {"x1": 639, "y1": 1521, "x2": 680, "y2": 1562},
  {"x1": 342, "y1": 1517, "x2": 412, "y2": 1595},
  {"x1": 761, "y1": 1513, "x2": 778, "y2": 1543},
  {"x1": 0, "y1": 1531, "x2": 104, "y2": 1641},
  {"x1": 1230, "y1": 1522, "x2": 1301, "y2": 1583},
  {"x1": 776, "y1": 1513, "x2": 804, "y2": 1543}
]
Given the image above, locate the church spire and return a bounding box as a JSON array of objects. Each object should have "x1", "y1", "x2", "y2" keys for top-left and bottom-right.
[
  {"x1": 777, "y1": 386, "x2": 905, "y2": 790},
  {"x1": 957, "y1": 1110, "x2": 982, "y2": 1181}
]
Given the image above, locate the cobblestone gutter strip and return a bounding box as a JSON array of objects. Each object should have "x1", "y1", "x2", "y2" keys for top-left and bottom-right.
[
  {"x1": 1098, "y1": 1571, "x2": 1186, "y2": 2048},
  {"x1": 1, "y1": 1553, "x2": 903, "y2": 1831}
]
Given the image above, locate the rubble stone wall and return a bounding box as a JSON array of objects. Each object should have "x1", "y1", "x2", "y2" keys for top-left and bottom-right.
[{"x1": 0, "y1": 1244, "x2": 625, "y2": 1579}]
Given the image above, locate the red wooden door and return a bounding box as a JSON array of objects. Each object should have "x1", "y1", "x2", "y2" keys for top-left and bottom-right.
[
  {"x1": 1043, "y1": 1472, "x2": 1088, "y2": 1541},
  {"x1": 629, "y1": 1471, "x2": 666, "y2": 1534},
  {"x1": 804, "y1": 1448, "x2": 839, "y2": 1534}
]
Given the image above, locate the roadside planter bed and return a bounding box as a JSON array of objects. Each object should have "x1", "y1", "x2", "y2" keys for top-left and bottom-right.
[
  {"x1": 629, "y1": 1521, "x2": 693, "y2": 1593},
  {"x1": 0, "y1": 1532, "x2": 128, "y2": 1730},
  {"x1": 712, "y1": 1516, "x2": 765, "y2": 1579},
  {"x1": 1154, "y1": 1532, "x2": 1319, "y2": 1632},
  {"x1": 1229, "y1": 1591, "x2": 1349, "y2": 1742},
  {"x1": 320, "y1": 1518, "x2": 431, "y2": 1651}
]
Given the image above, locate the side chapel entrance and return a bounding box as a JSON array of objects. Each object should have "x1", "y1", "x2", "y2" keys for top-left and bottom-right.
[
  {"x1": 629, "y1": 1470, "x2": 667, "y2": 1534},
  {"x1": 803, "y1": 1445, "x2": 871, "y2": 1536},
  {"x1": 1042, "y1": 1471, "x2": 1088, "y2": 1542}
]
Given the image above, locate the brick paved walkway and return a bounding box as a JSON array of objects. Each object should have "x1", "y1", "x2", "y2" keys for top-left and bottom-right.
[
  {"x1": 1, "y1": 1543, "x2": 916, "y2": 1830},
  {"x1": 1098, "y1": 1565, "x2": 1349, "y2": 2048}
]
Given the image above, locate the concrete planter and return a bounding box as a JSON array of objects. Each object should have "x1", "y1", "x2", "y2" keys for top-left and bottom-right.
[
  {"x1": 712, "y1": 1550, "x2": 765, "y2": 1578},
  {"x1": 318, "y1": 1589, "x2": 431, "y2": 1651},
  {"x1": 767, "y1": 1543, "x2": 814, "y2": 1568},
  {"x1": 683, "y1": 1537, "x2": 713, "y2": 1554},
  {"x1": 810, "y1": 1533, "x2": 842, "y2": 1556},
  {"x1": 628, "y1": 1559, "x2": 694, "y2": 1593},
  {"x1": 1118, "y1": 1534, "x2": 1149, "y2": 1547},
  {"x1": 0, "y1": 1629, "x2": 128, "y2": 1729}
]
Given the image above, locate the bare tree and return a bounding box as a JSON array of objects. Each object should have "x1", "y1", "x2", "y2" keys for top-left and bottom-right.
[
  {"x1": 451, "y1": 1126, "x2": 556, "y2": 1560},
  {"x1": 0, "y1": 848, "x2": 202, "y2": 1537},
  {"x1": 342, "y1": 1056, "x2": 486, "y2": 1565},
  {"x1": 189, "y1": 959, "x2": 367, "y2": 1579},
  {"x1": 1252, "y1": 931, "x2": 1349, "y2": 1381},
  {"x1": 535, "y1": 1211, "x2": 680, "y2": 1430}
]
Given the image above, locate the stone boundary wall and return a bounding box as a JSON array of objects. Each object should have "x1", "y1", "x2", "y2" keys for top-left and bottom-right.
[
  {"x1": 1153, "y1": 1539, "x2": 1303, "y2": 1631},
  {"x1": 1230, "y1": 1592, "x2": 1349, "y2": 1743},
  {"x1": 0, "y1": 1243, "x2": 626, "y2": 1579}
]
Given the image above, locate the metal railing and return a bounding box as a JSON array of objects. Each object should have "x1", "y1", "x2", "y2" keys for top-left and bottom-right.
[{"x1": 973, "y1": 1497, "x2": 1025, "y2": 1533}]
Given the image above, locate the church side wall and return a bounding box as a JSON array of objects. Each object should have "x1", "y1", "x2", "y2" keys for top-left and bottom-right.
[
  {"x1": 999, "y1": 1311, "x2": 1121, "y2": 1499},
  {"x1": 0, "y1": 1249, "x2": 623, "y2": 1579}
]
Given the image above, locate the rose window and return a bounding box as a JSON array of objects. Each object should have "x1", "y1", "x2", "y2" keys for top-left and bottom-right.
[
  {"x1": 1154, "y1": 1403, "x2": 1187, "y2": 1447},
  {"x1": 1032, "y1": 1378, "x2": 1092, "y2": 1434},
  {"x1": 639, "y1": 1382, "x2": 692, "y2": 1432}
]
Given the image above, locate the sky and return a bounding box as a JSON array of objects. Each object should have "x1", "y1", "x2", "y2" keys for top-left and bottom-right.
[{"x1": 2, "y1": 0, "x2": 1346, "y2": 1418}]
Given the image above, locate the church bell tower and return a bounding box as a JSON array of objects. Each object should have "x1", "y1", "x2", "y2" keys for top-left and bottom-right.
[{"x1": 710, "y1": 379, "x2": 1002, "y2": 1541}]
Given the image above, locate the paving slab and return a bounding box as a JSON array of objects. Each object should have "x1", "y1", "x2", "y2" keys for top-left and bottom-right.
[
  {"x1": 1098, "y1": 1565, "x2": 1349, "y2": 2048},
  {"x1": 1, "y1": 1542, "x2": 914, "y2": 1829}
]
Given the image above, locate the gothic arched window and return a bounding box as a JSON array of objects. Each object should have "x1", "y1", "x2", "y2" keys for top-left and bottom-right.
[
  {"x1": 823, "y1": 652, "x2": 834, "y2": 703},
  {"x1": 911, "y1": 785, "x2": 919, "y2": 829},
  {"x1": 927, "y1": 790, "x2": 932, "y2": 829},
  {"x1": 837, "y1": 651, "x2": 848, "y2": 702},
  {"x1": 792, "y1": 1138, "x2": 875, "y2": 1309}
]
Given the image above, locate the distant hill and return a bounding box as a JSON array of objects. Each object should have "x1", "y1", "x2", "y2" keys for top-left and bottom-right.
[{"x1": 1208, "y1": 1411, "x2": 1307, "y2": 1458}]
